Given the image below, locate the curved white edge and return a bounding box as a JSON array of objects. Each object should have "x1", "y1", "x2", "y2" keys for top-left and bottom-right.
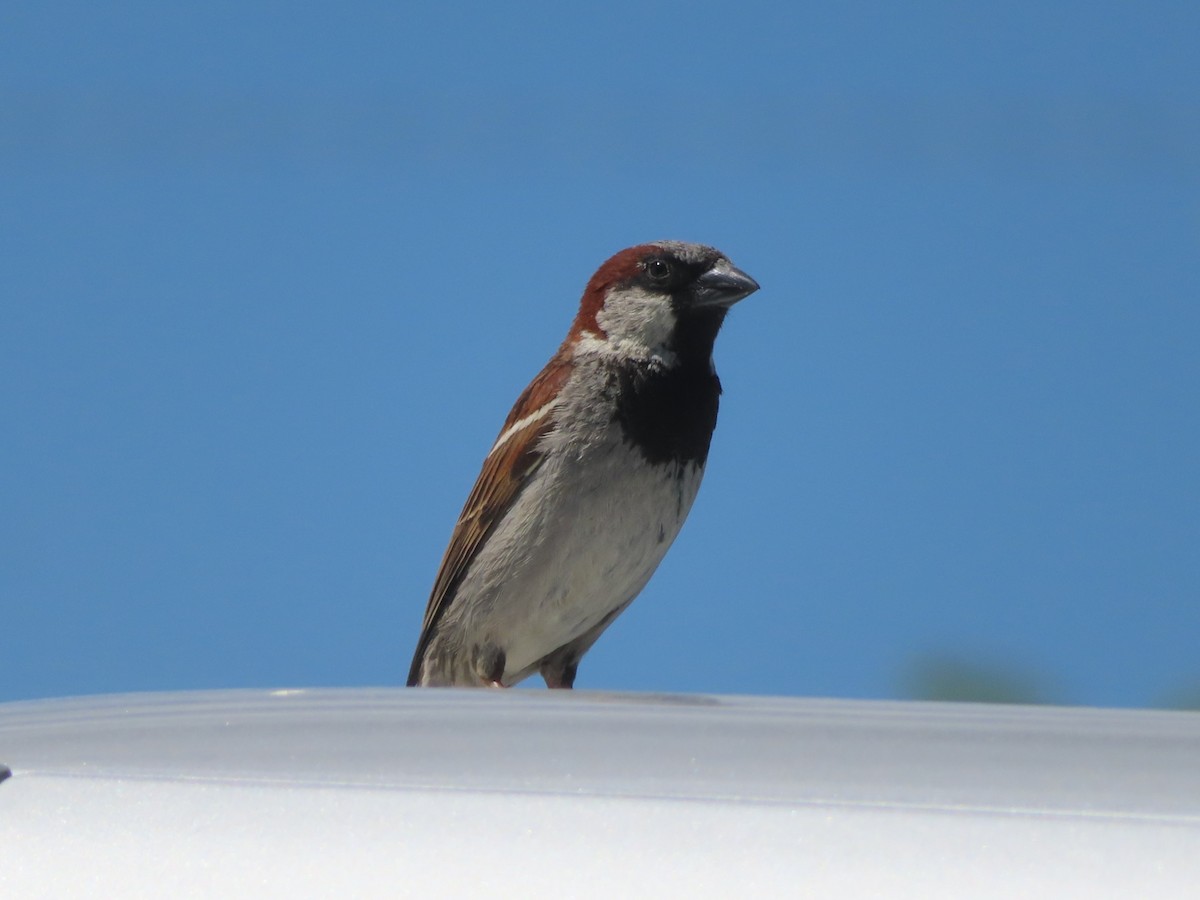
[{"x1": 2, "y1": 689, "x2": 1199, "y2": 897}]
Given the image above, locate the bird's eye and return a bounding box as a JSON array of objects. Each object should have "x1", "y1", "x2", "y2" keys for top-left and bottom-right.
[{"x1": 646, "y1": 259, "x2": 672, "y2": 281}]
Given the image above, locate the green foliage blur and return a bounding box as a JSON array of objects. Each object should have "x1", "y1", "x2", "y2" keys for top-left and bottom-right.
[{"x1": 901, "y1": 655, "x2": 1200, "y2": 710}]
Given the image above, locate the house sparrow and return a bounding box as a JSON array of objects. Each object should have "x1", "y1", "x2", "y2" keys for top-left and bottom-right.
[{"x1": 407, "y1": 241, "x2": 759, "y2": 688}]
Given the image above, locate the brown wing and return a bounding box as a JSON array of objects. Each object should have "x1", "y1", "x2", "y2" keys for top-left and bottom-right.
[{"x1": 406, "y1": 358, "x2": 572, "y2": 685}]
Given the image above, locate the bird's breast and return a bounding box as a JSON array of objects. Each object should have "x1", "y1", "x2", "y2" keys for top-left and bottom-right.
[{"x1": 456, "y1": 430, "x2": 707, "y2": 678}]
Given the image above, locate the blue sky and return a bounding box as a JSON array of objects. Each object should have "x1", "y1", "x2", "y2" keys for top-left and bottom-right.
[{"x1": 2, "y1": 1, "x2": 1197, "y2": 706}]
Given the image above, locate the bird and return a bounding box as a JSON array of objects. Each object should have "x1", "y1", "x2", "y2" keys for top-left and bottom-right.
[{"x1": 407, "y1": 241, "x2": 759, "y2": 688}]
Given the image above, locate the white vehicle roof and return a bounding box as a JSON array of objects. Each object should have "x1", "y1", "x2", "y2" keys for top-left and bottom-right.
[{"x1": 2, "y1": 689, "x2": 1199, "y2": 897}]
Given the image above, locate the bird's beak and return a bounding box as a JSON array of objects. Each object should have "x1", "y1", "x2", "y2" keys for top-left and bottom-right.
[{"x1": 693, "y1": 261, "x2": 760, "y2": 309}]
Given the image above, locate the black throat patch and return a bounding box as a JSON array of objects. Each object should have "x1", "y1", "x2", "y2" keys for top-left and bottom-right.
[
  {"x1": 610, "y1": 292, "x2": 729, "y2": 467},
  {"x1": 612, "y1": 350, "x2": 722, "y2": 466}
]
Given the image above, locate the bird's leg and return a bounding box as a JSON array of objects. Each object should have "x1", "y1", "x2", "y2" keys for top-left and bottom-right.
[
  {"x1": 540, "y1": 658, "x2": 579, "y2": 690},
  {"x1": 474, "y1": 642, "x2": 507, "y2": 688}
]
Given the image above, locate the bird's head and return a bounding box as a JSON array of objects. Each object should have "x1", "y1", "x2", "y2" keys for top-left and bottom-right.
[{"x1": 567, "y1": 241, "x2": 759, "y2": 364}]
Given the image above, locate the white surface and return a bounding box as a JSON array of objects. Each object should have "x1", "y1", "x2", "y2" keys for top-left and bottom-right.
[{"x1": 2, "y1": 689, "x2": 1199, "y2": 897}]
